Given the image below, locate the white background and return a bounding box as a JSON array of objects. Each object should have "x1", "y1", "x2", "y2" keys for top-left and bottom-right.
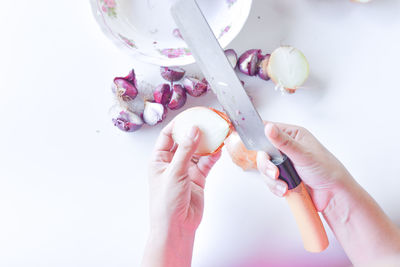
[{"x1": 1, "y1": 0, "x2": 400, "y2": 266}]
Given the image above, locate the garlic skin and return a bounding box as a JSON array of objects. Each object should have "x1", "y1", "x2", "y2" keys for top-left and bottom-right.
[
  {"x1": 238, "y1": 49, "x2": 262, "y2": 76},
  {"x1": 160, "y1": 66, "x2": 186, "y2": 82},
  {"x1": 225, "y1": 131, "x2": 258, "y2": 171},
  {"x1": 257, "y1": 54, "x2": 271, "y2": 81},
  {"x1": 168, "y1": 84, "x2": 187, "y2": 110},
  {"x1": 113, "y1": 78, "x2": 138, "y2": 101},
  {"x1": 153, "y1": 84, "x2": 172, "y2": 106},
  {"x1": 182, "y1": 77, "x2": 208, "y2": 97},
  {"x1": 112, "y1": 110, "x2": 143, "y2": 132},
  {"x1": 124, "y1": 69, "x2": 137, "y2": 84}
]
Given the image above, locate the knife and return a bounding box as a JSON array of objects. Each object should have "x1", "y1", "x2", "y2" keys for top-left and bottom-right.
[{"x1": 171, "y1": 0, "x2": 329, "y2": 253}]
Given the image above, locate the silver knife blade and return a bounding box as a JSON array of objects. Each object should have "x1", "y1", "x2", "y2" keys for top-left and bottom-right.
[{"x1": 171, "y1": 0, "x2": 283, "y2": 160}]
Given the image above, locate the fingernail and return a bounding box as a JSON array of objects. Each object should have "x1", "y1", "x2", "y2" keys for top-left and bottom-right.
[
  {"x1": 275, "y1": 183, "x2": 286, "y2": 196},
  {"x1": 187, "y1": 126, "x2": 198, "y2": 140},
  {"x1": 268, "y1": 124, "x2": 279, "y2": 139},
  {"x1": 266, "y1": 169, "x2": 277, "y2": 179}
]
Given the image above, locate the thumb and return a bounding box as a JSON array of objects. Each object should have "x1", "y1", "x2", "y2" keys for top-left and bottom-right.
[
  {"x1": 265, "y1": 123, "x2": 303, "y2": 160},
  {"x1": 169, "y1": 126, "x2": 200, "y2": 178}
]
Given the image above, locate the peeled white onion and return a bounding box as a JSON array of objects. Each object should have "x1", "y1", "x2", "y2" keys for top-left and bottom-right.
[
  {"x1": 224, "y1": 131, "x2": 258, "y2": 171},
  {"x1": 172, "y1": 107, "x2": 232, "y2": 156},
  {"x1": 267, "y1": 46, "x2": 309, "y2": 94}
]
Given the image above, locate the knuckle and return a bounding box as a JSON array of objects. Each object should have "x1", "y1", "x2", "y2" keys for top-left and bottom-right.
[
  {"x1": 280, "y1": 138, "x2": 291, "y2": 148},
  {"x1": 153, "y1": 151, "x2": 172, "y2": 163},
  {"x1": 180, "y1": 140, "x2": 194, "y2": 151}
]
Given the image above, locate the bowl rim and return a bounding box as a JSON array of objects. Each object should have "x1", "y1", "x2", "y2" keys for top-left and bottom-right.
[{"x1": 90, "y1": 0, "x2": 253, "y2": 66}]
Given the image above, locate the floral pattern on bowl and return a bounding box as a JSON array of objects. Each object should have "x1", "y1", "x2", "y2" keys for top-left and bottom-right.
[
  {"x1": 218, "y1": 25, "x2": 232, "y2": 39},
  {"x1": 90, "y1": 0, "x2": 252, "y2": 66},
  {"x1": 159, "y1": 48, "x2": 192, "y2": 59},
  {"x1": 100, "y1": 0, "x2": 117, "y2": 18},
  {"x1": 118, "y1": 34, "x2": 137, "y2": 49},
  {"x1": 227, "y1": 0, "x2": 238, "y2": 8}
]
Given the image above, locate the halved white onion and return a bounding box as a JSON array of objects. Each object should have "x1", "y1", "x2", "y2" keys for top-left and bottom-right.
[
  {"x1": 267, "y1": 46, "x2": 310, "y2": 93},
  {"x1": 172, "y1": 107, "x2": 232, "y2": 156}
]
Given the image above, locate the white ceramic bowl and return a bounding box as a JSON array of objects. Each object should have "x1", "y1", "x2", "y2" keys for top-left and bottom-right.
[{"x1": 90, "y1": 0, "x2": 252, "y2": 66}]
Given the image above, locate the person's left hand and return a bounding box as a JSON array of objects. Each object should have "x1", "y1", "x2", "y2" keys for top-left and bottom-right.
[
  {"x1": 143, "y1": 121, "x2": 221, "y2": 267},
  {"x1": 148, "y1": 121, "x2": 221, "y2": 233}
]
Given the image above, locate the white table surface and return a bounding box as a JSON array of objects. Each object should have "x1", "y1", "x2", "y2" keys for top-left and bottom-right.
[{"x1": 1, "y1": 0, "x2": 400, "y2": 266}]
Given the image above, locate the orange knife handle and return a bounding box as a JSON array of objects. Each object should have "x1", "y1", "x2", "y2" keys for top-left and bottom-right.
[
  {"x1": 285, "y1": 182, "x2": 329, "y2": 253},
  {"x1": 274, "y1": 156, "x2": 329, "y2": 253}
]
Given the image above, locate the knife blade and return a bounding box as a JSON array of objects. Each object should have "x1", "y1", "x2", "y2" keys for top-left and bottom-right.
[
  {"x1": 170, "y1": 0, "x2": 282, "y2": 161},
  {"x1": 171, "y1": 0, "x2": 329, "y2": 253}
]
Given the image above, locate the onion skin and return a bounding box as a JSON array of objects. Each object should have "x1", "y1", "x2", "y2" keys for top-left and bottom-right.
[
  {"x1": 195, "y1": 108, "x2": 233, "y2": 156},
  {"x1": 124, "y1": 69, "x2": 137, "y2": 85},
  {"x1": 238, "y1": 49, "x2": 262, "y2": 76},
  {"x1": 201, "y1": 78, "x2": 212, "y2": 92},
  {"x1": 112, "y1": 110, "x2": 143, "y2": 132},
  {"x1": 206, "y1": 108, "x2": 234, "y2": 156},
  {"x1": 257, "y1": 54, "x2": 271, "y2": 81},
  {"x1": 225, "y1": 131, "x2": 258, "y2": 171},
  {"x1": 182, "y1": 77, "x2": 208, "y2": 97},
  {"x1": 210, "y1": 108, "x2": 233, "y2": 127},
  {"x1": 168, "y1": 84, "x2": 187, "y2": 110},
  {"x1": 160, "y1": 66, "x2": 186, "y2": 83},
  {"x1": 113, "y1": 78, "x2": 138, "y2": 101},
  {"x1": 153, "y1": 84, "x2": 172, "y2": 106}
]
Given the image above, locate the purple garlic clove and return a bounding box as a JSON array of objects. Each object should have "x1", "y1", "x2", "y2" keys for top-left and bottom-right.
[
  {"x1": 225, "y1": 49, "x2": 238, "y2": 69},
  {"x1": 124, "y1": 69, "x2": 137, "y2": 85},
  {"x1": 168, "y1": 84, "x2": 187, "y2": 110},
  {"x1": 201, "y1": 78, "x2": 213, "y2": 92},
  {"x1": 238, "y1": 49, "x2": 262, "y2": 76},
  {"x1": 153, "y1": 84, "x2": 172, "y2": 105},
  {"x1": 143, "y1": 101, "x2": 167, "y2": 126},
  {"x1": 160, "y1": 66, "x2": 186, "y2": 83},
  {"x1": 257, "y1": 54, "x2": 271, "y2": 81},
  {"x1": 113, "y1": 78, "x2": 138, "y2": 101},
  {"x1": 112, "y1": 110, "x2": 143, "y2": 132},
  {"x1": 182, "y1": 77, "x2": 208, "y2": 97}
]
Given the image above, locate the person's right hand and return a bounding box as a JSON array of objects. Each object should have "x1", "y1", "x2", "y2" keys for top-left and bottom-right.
[
  {"x1": 257, "y1": 122, "x2": 400, "y2": 265},
  {"x1": 256, "y1": 122, "x2": 354, "y2": 212}
]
